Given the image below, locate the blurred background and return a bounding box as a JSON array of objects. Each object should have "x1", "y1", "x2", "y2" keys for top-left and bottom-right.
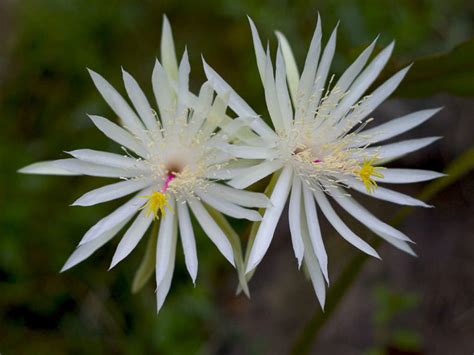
[{"x1": 0, "y1": 0, "x2": 473, "y2": 354}]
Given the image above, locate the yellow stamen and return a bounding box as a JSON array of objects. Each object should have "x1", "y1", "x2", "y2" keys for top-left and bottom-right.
[
  {"x1": 357, "y1": 158, "x2": 384, "y2": 193},
  {"x1": 141, "y1": 191, "x2": 172, "y2": 220}
]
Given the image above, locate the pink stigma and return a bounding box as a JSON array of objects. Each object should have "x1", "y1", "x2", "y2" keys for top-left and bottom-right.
[
  {"x1": 313, "y1": 159, "x2": 322, "y2": 163},
  {"x1": 161, "y1": 172, "x2": 176, "y2": 192}
]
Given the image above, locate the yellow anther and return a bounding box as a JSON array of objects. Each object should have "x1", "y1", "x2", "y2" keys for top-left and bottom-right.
[
  {"x1": 141, "y1": 191, "x2": 172, "y2": 220},
  {"x1": 357, "y1": 158, "x2": 384, "y2": 193}
]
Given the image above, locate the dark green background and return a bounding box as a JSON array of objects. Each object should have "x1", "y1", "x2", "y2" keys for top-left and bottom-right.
[{"x1": 1, "y1": 0, "x2": 473, "y2": 354}]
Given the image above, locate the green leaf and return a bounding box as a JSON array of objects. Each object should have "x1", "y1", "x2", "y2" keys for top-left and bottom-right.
[
  {"x1": 375, "y1": 38, "x2": 474, "y2": 97},
  {"x1": 131, "y1": 221, "x2": 159, "y2": 294}
]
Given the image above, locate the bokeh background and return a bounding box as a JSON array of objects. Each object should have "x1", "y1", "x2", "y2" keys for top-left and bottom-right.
[{"x1": 1, "y1": 0, "x2": 473, "y2": 354}]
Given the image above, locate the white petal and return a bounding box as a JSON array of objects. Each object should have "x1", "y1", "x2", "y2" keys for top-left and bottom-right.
[
  {"x1": 363, "y1": 137, "x2": 441, "y2": 164},
  {"x1": 275, "y1": 30, "x2": 299, "y2": 102},
  {"x1": 303, "y1": 185, "x2": 328, "y2": 282},
  {"x1": 61, "y1": 216, "x2": 131, "y2": 272},
  {"x1": 187, "y1": 82, "x2": 214, "y2": 136},
  {"x1": 155, "y1": 197, "x2": 176, "y2": 287},
  {"x1": 78, "y1": 187, "x2": 152, "y2": 245},
  {"x1": 18, "y1": 161, "x2": 80, "y2": 175},
  {"x1": 297, "y1": 14, "x2": 322, "y2": 106},
  {"x1": 353, "y1": 108, "x2": 442, "y2": 147},
  {"x1": 374, "y1": 168, "x2": 445, "y2": 184},
  {"x1": 88, "y1": 69, "x2": 147, "y2": 141},
  {"x1": 333, "y1": 37, "x2": 378, "y2": 94},
  {"x1": 156, "y1": 210, "x2": 178, "y2": 313},
  {"x1": 247, "y1": 16, "x2": 266, "y2": 84},
  {"x1": 376, "y1": 231, "x2": 417, "y2": 256},
  {"x1": 110, "y1": 209, "x2": 153, "y2": 268},
  {"x1": 345, "y1": 178, "x2": 432, "y2": 207},
  {"x1": 218, "y1": 143, "x2": 277, "y2": 160},
  {"x1": 263, "y1": 50, "x2": 285, "y2": 131},
  {"x1": 288, "y1": 178, "x2": 304, "y2": 266},
  {"x1": 67, "y1": 149, "x2": 148, "y2": 171},
  {"x1": 246, "y1": 166, "x2": 293, "y2": 273},
  {"x1": 152, "y1": 59, "x2": 175, "y2": 127},
  {"x1": 198, "y1": 191, "x2": 262, "y2": 222},
  {"x1": 176, "y1": 48, "x2": 191, "y2": 116},
  {"x1": 300, "y1": 206, "x2": 326, "y2": 308},
  {"x1": 88, "y1": 115, "x2": 149, "y2": 157},
  {"x1": 275, "y1": 46, "x2": 293, "y2": 131},
  {"x1": 347, "y1": 65, "x2": 410, "y2": 123},
  {"x1": 54, "y1": 159, "x2": 139, "y2": 178},
  {"x1": 188, "y1": 198, "x2": 235, "y2": 266},
  {"x1": 122, "y1": 68, "x2": 159, "y2": 131},
  {"x1": 72, "y1": 179, "x2": 152, "y2": 206},
  {"x1": 202, "y1": 59, "x2": 277, "y2": 140},
  {"x1": 228, "y1": 160, "x2": 284, "y2": 189},
  {"x1": 161, "y1": 15, "x2": 179, "y2": 81},
  {"x1": 307, "y1": 24, "x2": 338, "y2": 116},
  {"x1": 329, "y1": 189, "x2": 411, "y2": 242},
  {"x1": 314, "y1": 189, "x2": 380, "y2": 258},
  {"x1": 331, "y1": 42, "x2": 394, "y2": 121},
  {"x1": 206, "y1": 182, "x2": 271, "y2": 208},
  {"x1": 177, "y1": 202, "x2": 198, "y2": 283}
]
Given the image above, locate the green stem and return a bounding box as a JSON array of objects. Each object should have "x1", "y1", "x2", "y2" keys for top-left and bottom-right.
[{"x1": 291, "y1": 147, "x2": 474, "y2": 355}]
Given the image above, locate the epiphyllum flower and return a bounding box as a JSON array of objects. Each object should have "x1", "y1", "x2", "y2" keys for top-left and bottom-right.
[
  {"x1": 19, "y1": 17, "x2": 269, "y2": 312},
  {"x1": 204, "y1": 16, "x2": 443, "y2": 307}
]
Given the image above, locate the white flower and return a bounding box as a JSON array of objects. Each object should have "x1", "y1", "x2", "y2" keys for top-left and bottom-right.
[
  {"x1": 19, "y1": 16, "x2": 269, "y2": 312},
  {"x1": 204, "y1": 15, "x2": 443, "y2": 307}
]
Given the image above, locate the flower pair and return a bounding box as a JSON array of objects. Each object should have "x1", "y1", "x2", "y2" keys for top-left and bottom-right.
[{"x1": 20, "y1": 15, "x2": 442, "y2": 312}]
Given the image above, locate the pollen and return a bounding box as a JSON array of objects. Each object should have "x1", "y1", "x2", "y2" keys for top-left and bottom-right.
[
  {"x1": 141, "y1": 191, "x2": 171, "y2": 220},
  {"x1": 357, "y1": 158, "x2": 384, "y2": 193}
]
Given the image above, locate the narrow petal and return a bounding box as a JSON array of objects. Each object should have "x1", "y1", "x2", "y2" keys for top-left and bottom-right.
[
  {"x1": 329, "y1": 189, "x2": 412, "y2": 242},
  {"x1": 373, "y1": 168, "x2": 445, "y2": 184},
  {"x1": 206, "y1": 182, "x2": 271, "y2": 208},
  {"x1": 314, "y1": 189, "x2": 380, "y2": 258},
  {"x1": 300, "y1": 207, "x2": 326, "y2": 308},
  {"x1": 246, "y1": 166, "x2": 293, "y2": 273},
  {"x1": 275, "y1": 46, "x2": 293, "y2": 131},
  {"x1": 61, "y1": 216, "x2": 131, "y2": 272},
  {"x1": 54, "y1": 159, "x2": 140, "y2": 178},
  {"x1": 110, "y1": 209, "x2": 153, "y2": 268},
  {"x1": 263, "y1": 50, "x2": 285, "y2": 131},
  {"x1": 88, "y1": 115, "x2": 149, "y2": 157},
  {"x1": 88, "y1": 69, "x2": 147, "y2": 141},
  {"x1": 297, "y1": 14, "x2": 322, "y2": 107},
  {"x1": 331, "y1": 42, "x2": 394, "y2": 121},
  {"x1": 72, "y1": 179, "x2": 152, "y2": 206},
  {"x1": 275, "y1": 30, "x2": 299, "y2": 102},
  {"x1": 177, "y1": 201, "x2": 198, "y2": 283},
  {"x1": 353, "y1": 108, "x2": 442, "y2": 146},
  {"x1": 228, "y1": 160, "x2": 284, "y2": 189},
  {"x1": 67, "y1": 149, "x2": 147, "y2": 171},
  {"x1": 288, "y1": 177, "x2": 304, "y2": 267},
  {"x1": 202, "y1": 59, "x2": 277, "y2": 140},
  {"x1": 247, "y1": 16, "x2": 266, "y2": 84},
  {"x1": 198, "y1": 191, "x2": 262, "y2": 222},
  {"x1": 156, "y1": 211, "x2": 178, "y2": 313},
  {"x1": 218, "y1": 143, "x2": 277, "y2": 160},
  {"x1": 345, "y1": 178, "x2": 432, "y2": 207},
  {"x1": 303, "y1": 185, "x2": 329, "y2": 282},
  {"x1": 18, "y1": 161, "x2": 80, "y2": 176},
  {"x1": 122, "y1": 68, "x2": 159, "y2": 131},
  {"x1": 161, "y1": 15, "x2": 179, "y2": 81},
  {"x1": 176, "y1": 48, "x2": 191, "y2": 116},
  {"x1": 188, "y1": 198, "x2": 235, "y2": 266},
  {"x1": 155, "y1": 197, "x2": 176, "y2": 287},
  {"x1": 307, "y1": 23, "x2": 338, "y2": 117},
  {"x1": 78, "y1": 187, "x2": 152, "y2": 245},
  {"x1": 363, "y1": 137, "x2": 441, "y2": 164},
  {"x1": 152, "y1": 59, "x2": 175, "y2": 127}
]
